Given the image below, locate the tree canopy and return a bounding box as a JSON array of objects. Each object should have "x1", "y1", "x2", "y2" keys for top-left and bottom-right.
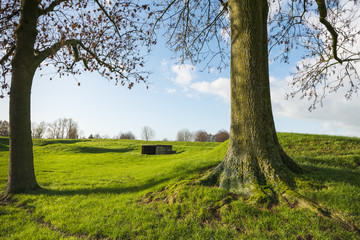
[
  {"x1": 155, "y1": 0, "x2": 360, "y2": 109},
  {"x1": 1, "y1": 0, "x2": 156, "y2": 194},
  {"x1": 0, "y1": 0, "x2": 155, "y2": 98},
  {"x1": 151, "y1": 0, "x2": 360, "y2": 204}
]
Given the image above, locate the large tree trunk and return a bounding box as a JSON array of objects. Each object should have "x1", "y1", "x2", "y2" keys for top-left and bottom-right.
[
  {"x1": 202, "y1": 0, "x2": 301, "y2": 195},
  {"x1": 4, "y1": 0, "x2": 40, "y2": 194}
]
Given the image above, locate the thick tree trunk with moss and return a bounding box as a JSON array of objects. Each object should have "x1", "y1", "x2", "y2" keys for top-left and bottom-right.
[
  {"x1": 4, "y1": 0, "x2": 40, "y2": 194},
  {"x1": 202, "y1": 0, "x2": 301, "y2": 195}
]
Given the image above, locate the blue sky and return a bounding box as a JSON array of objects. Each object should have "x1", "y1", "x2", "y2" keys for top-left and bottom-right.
[
  {"x1": 1, "y1": 3, "x2": 360, "y2": 140},
  {"x1": 1, "y1": 38, "x2": 359, "y2": 141}
]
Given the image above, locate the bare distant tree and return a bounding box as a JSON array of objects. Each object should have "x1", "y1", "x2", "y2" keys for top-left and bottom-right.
[
  {"x1": 47, "y1": 118, "x2": 79, "y2": 139},
  {"x1": 78, "y1": 130, "x2": 85, "y2": 139},
  {"x1": 141, "y1": 126, "x2": 155, "y2": 141},
  {"x1": 31, "y1": 122, "x2": 37, "y2": 138},
  {"x1": 47, "y1": 118, "x2": 64, "y2": 139},
  {"x1": 93, "y1": 134, "x2": 102, "y2": 139},
  {"x1": 194, "y1": 130, "x2": 211, "y2": 142},
  {"x1": 0, "y1": 120, "x2": 9, "y2": 136},
  {"x1": 31, "y1": 121, "x2": 47, "y2": 139},
  {"x1": 117, "y1": 131, "x2": 136, "y2": 140},
  {"x1": 59, "y1": 118, "x2": 69, "y2": 139},
  {"x1": 66, "y1": 119, "x2": 79, "y2": 139},
  {"x1": 214, "y1": 130, "x2": 230, "y2": 142},
  {"x1": 47, "y1": 118, "x2": 65, "y2": 139},
  {"x1": 47, "y1": 121, "x2": 58, "y2": 139},
  {"x1": 176, "y1": 129, "x2": 193, "y2": 142}
]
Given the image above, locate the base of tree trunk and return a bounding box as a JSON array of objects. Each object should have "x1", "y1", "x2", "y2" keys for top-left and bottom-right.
[
  {"x1": 4, "y1": 181, "x2": 41, "y2": 195},
  {"x1": 199, "y1": 152, "x2": 302, "y2": 206},
  {"x1": 141, "y1": 165, "x2": 360, "y2": 236},
  {"x1": 196, "y1": 158, "x2": 360, "y2": 234}
]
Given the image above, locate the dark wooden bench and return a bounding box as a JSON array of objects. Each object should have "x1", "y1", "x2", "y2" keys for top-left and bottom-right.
[{"x1": 141, "y1": 145, "x2": 175, "y2": 155}]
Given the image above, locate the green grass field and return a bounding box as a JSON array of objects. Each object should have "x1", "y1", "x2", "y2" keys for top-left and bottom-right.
[{"x1": 1, "y1": 133, "x2": 360, "y2": 239}]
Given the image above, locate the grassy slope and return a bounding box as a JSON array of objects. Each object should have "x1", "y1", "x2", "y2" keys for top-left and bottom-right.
[{"x1": 0, "y1": 133, "x2": 359, "y2": 239}]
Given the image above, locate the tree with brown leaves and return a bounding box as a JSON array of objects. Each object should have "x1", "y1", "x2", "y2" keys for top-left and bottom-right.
[
  {"x1": 194, "y1": 130, "x2": 211, "y2": 142},
  {"x1": 1, "y1": 0, "x2": 155, "y2": 194},
  {"x1": 214, "y1": 130, "x2": 229, "y2": 142}
]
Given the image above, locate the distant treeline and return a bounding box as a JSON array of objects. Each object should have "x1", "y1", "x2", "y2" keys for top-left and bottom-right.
[
  {"x1": 0, "y1": 118, "x2": 81, "y2": 139},
  {"x1": 0, "y1": 120, "x2": 229, "y2": 142},
  {"x1": 176, "y1": 129, "x2": 229, "y2": 142}
]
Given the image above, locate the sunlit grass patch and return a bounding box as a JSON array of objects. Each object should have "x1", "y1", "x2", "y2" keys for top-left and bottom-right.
[{"x1": 0, "y1": 135, "x2": 360, "y2": 239}]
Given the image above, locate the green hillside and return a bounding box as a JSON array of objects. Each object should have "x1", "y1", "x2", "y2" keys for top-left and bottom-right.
[{"x1": 0, "y1": 133, "x2": 359, "y2": 239}]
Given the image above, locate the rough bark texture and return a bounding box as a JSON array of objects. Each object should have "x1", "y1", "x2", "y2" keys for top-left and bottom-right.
[
  {"x1": 202, "y1": 0, "x2": 301, "y2": 195},
  {"x1": 4, "y1": 0, "x2": 40, "y2": 194}
]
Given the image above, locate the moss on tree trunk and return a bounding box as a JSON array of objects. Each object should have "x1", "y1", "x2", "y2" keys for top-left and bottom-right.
[
  {"x1": 4, "y1": 0, "x2": 40, "y2": 194},
  {"x1": 201, "y1": 0, "x2": 301, "y2": 198}
]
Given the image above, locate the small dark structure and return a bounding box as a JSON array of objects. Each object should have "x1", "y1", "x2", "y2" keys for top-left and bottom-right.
[{"x1": 141, "y1": 145, "x2": 175, "y2": 155}]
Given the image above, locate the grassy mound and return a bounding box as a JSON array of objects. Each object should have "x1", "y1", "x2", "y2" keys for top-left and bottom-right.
[{"x1": 0, "y1": 134, "x2": 359, "y2": 239}]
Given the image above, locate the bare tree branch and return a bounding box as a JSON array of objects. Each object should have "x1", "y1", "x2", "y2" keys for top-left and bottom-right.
[
  {"x1": 156, "y1": 0, "x2": 229, "y2": 69},
  {"x1": 315, "y1": 0, "x2": 342, "y2": 63},
  {"x1": 187, "y1": 6, "x2": 227, "y2": 51},
  {"x1": 35, "y1": 37, "x2": 127, "y2": 78},
  {"x1": 35, "y1": 39, "x2": 81, "y2": 65},
  {"x1": 93, "y1": 0, "x2": 122, "y2": 38},
  {"x1": 76, "y1": 41, "x2": 125, "y2": 78},
  {"x1": 0, "y1": 45, "x2": 15, "y2": 65},
  {"x1": 151, "y1": 0, "x2": 177, "y2": 34},
  {"x1": 0, "y1": 9, "x2": 20, "y2": 21},
  {"x1": 39, "y1": 0, "x2": 68, "y2": 15}
]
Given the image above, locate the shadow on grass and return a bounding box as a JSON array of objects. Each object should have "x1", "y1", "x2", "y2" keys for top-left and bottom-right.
[
  {"x1": 31, "y1": 162, "x2": 219, "y2": 197},
  {"x1": 0, "y1": 144, "x2": 9, "y2": 152},
  {"x1": 34, "y1": 139, "x2": 86, "y2": 146},
  {"x1": 300, "y1": 161, "x2": 360, "y2": 187},
  {"x1": 32, "y1": 177, "x2": 172, "y2": 196},
  {"x1": 171, "y1": 150, "x2": 185, "y2": 154},
  {"x1": 1, "y1": 139, "x2": 135, "y2": 154},
  {"x1": 297, "y1": 156, "x2": 360, "y2": 170},
  {"x1": 74, "y1": 146, "x2": 136, "y2": 154},
  {"x1": 0, "y1": 137, "x2": 9, "y2": 151},
  {"x1": 0, "y1": 137, "x2": 9, "y2": 145}
]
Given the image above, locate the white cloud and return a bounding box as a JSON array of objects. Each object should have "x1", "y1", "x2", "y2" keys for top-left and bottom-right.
[
  {"x1": 270, "y1": 76, "x2": 360, "y2": 137},
  {"x1": 190, "y1": 77, "x2": 230, "y2": 102},
  {"x1": 185, "y1": 92, "x2": 200, "y2": 99},
  {"x1": 159, "y1": 59, "x2": 172, "y2": 83},
  {"x1": 165, "y1": 88, "x2": 176, "y2": 94},
  {"x1": 161, "y1": 59, "x2": 168, "y2": 68},
  {"x1": 169, "y1": 64, "x2": 230, "y2": 102},
  {"x1": 272, "y1": 0, "x2": 360, "y2": 137},
  {"x1": 269, "y1": 76, "x2": 276, "y2": 83},
  {"x1": 171, "y1": 64, "x2": 195, "y2": 90},
  {"x1": 208, "y1": 67, "x2": 216, "y2": 73}
]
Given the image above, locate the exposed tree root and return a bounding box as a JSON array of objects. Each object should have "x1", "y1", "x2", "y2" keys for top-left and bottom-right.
[
  {"x1": 197, "y1": 161, "x2": 224, "y2": 187},
  {"x1": 141, "y1": 179, "x2": 195, "y2": 204},
  {"x1": 0, "y1": 194, "x2": 17, "y2": 206},
  {"x1": 282, "y1": 190, "x2": 360, "y2": 236},
  {"x1": 197, "y1": 152, "x2": 299, "y2": 197},
  {"x1": 141, "y1": 174, "x2": 360, "y2": 237},
  {"x1": 246, "y1": 185, "x2": 278, "y2": 208}
]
